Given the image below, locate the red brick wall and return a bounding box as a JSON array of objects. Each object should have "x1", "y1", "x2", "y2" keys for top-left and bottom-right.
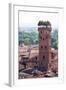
[{"x1": 38, "y1": 27, "x2": 51, "y2": 71}]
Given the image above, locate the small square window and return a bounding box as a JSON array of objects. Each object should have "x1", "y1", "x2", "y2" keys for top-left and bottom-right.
[
  {"x1": 41, "y1": 31, "x2": 42, "y2": 33},
  {"x1": 36, "y1": 57, "x2": 37, "y2": 60},
  {"x1": 45, "y1": 46, "x2": 47, "y2": 49}
]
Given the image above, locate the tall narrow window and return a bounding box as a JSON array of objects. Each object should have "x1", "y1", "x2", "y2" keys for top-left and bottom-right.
[
  {"x1": 43, "y1": 38, "x2": 44, "y2": 40},
  {"x1": 40, "y1": 36, "x2": 42, "y2": 39},
  {"x1": 43, "y1": 56, "x2": 45, "y2": 59},
  {"x1": 41, "y1": 46, "x2": 43, "y2": 48},
  {"x1": 39, "y1": 35, "x2": 42, "y2": 40}
]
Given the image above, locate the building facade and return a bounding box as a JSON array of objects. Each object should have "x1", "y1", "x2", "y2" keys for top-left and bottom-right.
[{"x1": 38, "y1": 21, "x2": 52, "y2": 71}]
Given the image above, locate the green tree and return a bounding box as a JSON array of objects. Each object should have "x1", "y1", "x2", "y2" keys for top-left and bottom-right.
[
  {"x1": 24, "y1": 38, "x2": 31, "y2": 45},
  {"x1": 18, "y1": 31, "x2": 39, "y2": 45},
  {"x1": 51, "y1": 29, "x2": 58, "y2": 49}
]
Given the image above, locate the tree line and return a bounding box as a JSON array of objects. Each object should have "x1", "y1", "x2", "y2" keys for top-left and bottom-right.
[{"x1": 19, "y1": 29, "x2": 58, "y2": 49}]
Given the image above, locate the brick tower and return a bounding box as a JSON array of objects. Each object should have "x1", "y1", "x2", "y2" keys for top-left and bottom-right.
[{"x1": 38, "y1": 21, "x2": 52, "y2": 71}]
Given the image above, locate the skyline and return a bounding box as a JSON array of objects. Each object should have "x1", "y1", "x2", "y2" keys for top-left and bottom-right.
[{"x1": 19, "y1": 11, "x2": 59, "y2": 31}]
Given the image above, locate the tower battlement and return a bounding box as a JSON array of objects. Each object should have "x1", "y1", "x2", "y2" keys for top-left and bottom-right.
[{"x1": 38, "y1": 21, "x2": 51, "y2": 31}]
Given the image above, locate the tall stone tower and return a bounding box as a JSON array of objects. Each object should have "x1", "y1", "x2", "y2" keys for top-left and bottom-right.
[{"x1": 38, "y1": 21, "x2": 52, "y2": 71}]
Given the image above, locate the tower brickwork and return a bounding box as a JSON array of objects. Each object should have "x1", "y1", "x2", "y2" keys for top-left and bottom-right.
[{"x1": 38, "y1": 21, "x2": 52, "y2": 71}]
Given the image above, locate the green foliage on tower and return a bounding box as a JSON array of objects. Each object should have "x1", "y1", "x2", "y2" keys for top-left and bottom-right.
[{"x1": 38, "y1": 21, "x2": 51, "y2": 26}]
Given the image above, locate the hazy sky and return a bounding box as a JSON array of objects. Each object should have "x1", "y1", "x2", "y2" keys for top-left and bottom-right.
[{"x1": 19, "y1": 11, "x2": 59, "y2": 30}]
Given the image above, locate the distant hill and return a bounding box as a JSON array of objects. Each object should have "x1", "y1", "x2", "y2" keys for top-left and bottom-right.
[{"x1": 19, "y1": 27, "x2": 38, "y2": 33}]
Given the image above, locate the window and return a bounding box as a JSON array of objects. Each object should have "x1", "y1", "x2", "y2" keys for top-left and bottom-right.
[
  {"x1": 51, "y1": 53, "x2": 54, "y2": 59},
  {"x1": 41, "y1": 46, "x2": 43, "y2": 48},
  {"x1": 39, "y1": 35, "x2": 42, "y2": 40},
  {"x1": 43, "y1": 38, "x2": 44, "y2": 40},
  {"x1": 36, "y1": 61, "x2": 37, "y2": 64},
  {"x1": 43, "y1": 56, "x2": 45, "y2": 59},
  {"x1": 40, "y1": 36, "x2": 42, "y2": 39},
  {"x1": 41, "y1": 31, "x2": 42, "y2": 34},
  {"x1": 36, "y1": 57, "x2": 37, "y2": 60},
  {"x1": 45, "y1": 46, "x2": 47, "y2": 49}
]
